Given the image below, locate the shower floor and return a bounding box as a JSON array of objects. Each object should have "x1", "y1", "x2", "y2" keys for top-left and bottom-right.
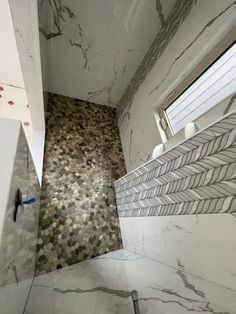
[
  {"x1": 35, "y1": 93, "x2": 126, "y2": 275},
  {"x1": 25, "y1": 249, "x2": 232, "y2": 314}
]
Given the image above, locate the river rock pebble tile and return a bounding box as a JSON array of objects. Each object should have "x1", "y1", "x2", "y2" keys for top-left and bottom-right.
[{"x1": 35, "y1": 93, "x2": 126, "y2": 275}]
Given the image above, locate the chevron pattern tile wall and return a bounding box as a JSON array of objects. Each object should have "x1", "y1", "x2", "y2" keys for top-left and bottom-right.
[{"x1": 115, "y1": 112, "x2": 236, "y2": 217}]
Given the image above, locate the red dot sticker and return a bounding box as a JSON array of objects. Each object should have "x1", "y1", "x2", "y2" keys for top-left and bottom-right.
[
  {"x1": 8, "y1": 101, "x2": 14, "y2": 105},
  {"x1": 0, "y1": 87, "x2": 4, "y2": 91},
  {"x1": 23, "y1": 122, "x2": 30, "y2": 127},
  {"x1": 0, "y1": 95, "x2": 2, "y2": 98}
]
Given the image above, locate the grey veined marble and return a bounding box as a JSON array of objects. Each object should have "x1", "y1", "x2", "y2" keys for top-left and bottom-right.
[
  {"x1": 117, "y1": 0, "x2": 198, "y2": 121},
  {"x1": 25, "y1": 249, "x2": 236, "y2": 314},
  {"x1": 38, "y1": 0, "x2": 176, "y2": 107}
]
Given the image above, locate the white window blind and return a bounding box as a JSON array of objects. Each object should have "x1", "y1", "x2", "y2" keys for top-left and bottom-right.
[{"x1": 165, "y1": 42, "x2": 236, "y2": 134}]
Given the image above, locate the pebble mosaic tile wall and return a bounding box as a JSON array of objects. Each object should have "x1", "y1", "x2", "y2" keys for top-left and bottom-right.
[{"x1": 35, "y1": 93, "x2": 126, "y2": 275}]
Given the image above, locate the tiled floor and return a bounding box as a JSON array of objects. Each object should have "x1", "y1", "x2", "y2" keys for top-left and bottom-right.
[
  {"x1": 25, "y1": 249, "x2": 235, "y2": 314},
  {"x1": 35, "y1": 93, "x2": 126, "y2": 275}
]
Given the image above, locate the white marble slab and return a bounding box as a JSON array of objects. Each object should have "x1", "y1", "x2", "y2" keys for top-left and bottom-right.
[
  {"x1": 0, "y1": 279, "x2": 32, "y2": 314},
  {"x1": 8, "y1": 0, "x2": 45, "y2": 181},
  {"x1": 42, "y1": 0, "x2": 176, "y2": 107},
  {"x1": 25, "y1": 249, "x2": 236, "y2": 313},
  {"x1": 118, "y1": 0, "x2": 236, "y2": 173},
  {"x1": 120, "y1": 214, "x2": 236, "y2": 292},
  {"x1": 8, "y1": 0, "x2": 45, "y2": 131},
  {"x1": 0, "y1": 0, "x2": 25, "y2": 88},
  {"x1": 0, "y1": 83, "x2": 32, "y2": 146},
  {"x1": 0, "y1": 119, "x2": 40, "y2": 313}
]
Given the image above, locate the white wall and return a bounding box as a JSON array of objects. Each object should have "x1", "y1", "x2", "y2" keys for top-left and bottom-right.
[
  {"x1": 120, "y1": 214, "x2": 236, "y2": 291},
  {"x1": 118, "y1": 0, "x2": 236, "y2": 173},
  {"x1": 0, "y1": 118, "x2": 20, "y2": 245},
  {"x1": 8, "y1": 0, "x2": 45, "y2": 132},
  {"x1": 0, "y1": 0, "x2": 25, "y2": 88},
  {"x1": 0, "y1": 118, "x2": 41, "y2": 313},
  {"x1": 2, "y1": 0, "x2": 46, "y2": 182},
  {"x1": 26, "y1": 249, "x2": 236, "y2": 313},
  {"x1": 42, "y1": 0, "x2": 176, "y2": 107},
  {"x1": 117, "y1": 0, "x2": 236, "y2": 296}
]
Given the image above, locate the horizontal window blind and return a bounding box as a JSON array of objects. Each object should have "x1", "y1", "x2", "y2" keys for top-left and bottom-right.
[{"x1": 165, "y1": 43, "x2": 236, "y2": 134}]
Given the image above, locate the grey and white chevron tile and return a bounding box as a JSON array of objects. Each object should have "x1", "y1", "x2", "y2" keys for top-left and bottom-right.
[
  {"x1": 116, "y1": 113, "x2": 236, "y2": 187},
  {"x1": 115, "y1": 112, "x2": 236, "y2": 217},
  {"x1": 116, "y1": 145, "x2": 236, "y2": 200}
]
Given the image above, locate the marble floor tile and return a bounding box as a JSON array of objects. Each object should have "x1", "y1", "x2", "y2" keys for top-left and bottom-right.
[
  {"x1": 35, "y1": 93, "x2": 126, "y2": 275},
  {"x1": 26, "y1": 249, "x2": 236, "y2": 314}
]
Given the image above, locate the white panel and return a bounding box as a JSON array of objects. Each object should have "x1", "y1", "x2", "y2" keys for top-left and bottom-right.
[
  {"x1": 31, "y1": 130, "x2": 45, "y2": 184},
  {"x1": 119, "y1": 214, "x2": 236, "y2": 291},
  {"x1": 0, "y1": 118, "x2": 20, "y2": 242},
  {"x1": 25, "y1": 249, "x2": 235, "y2": 313},
  {"x1": 0, "y1": 0, "x2": 25, "y2": 87},
  {"x1": 8, "y1": 0, "x2": 45, "y2": 131},
  {"x1": 0, "y1": 83, "x2": 31, "y2": 146},
  {"x1": 45, "y1": 0, "x2": 172, "y2": 106},
  {"x1": 0, "y1": 118, "x2": 41, "y2": 313},
  {"x1": 166, "y1": 43, "x2": 236, "y2": 134},
  {"x1": 8, "y1": 0, "x2": 45, "y2": 182}
]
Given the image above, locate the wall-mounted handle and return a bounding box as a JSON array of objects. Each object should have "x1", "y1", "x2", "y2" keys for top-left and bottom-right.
[{"x1": 13, "y1": 188, "x2": 24, "y2": 222}]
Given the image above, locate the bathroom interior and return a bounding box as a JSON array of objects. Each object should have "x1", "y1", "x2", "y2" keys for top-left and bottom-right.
[{"x1": 0, "y1": 0, "x2": 236, "y2": 313}]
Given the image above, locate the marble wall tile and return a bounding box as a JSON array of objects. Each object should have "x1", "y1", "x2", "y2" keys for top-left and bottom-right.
[
  {"x1": 8, "y1": 0, "x2": 45, "y2": 131},
  {"x1": 115, "y1": 116, "x2": 236, "y2": 291},
  {"x1": 0, "y1": 83, "x2": 32, "y2": 157},
  {"x1": 119, "y1": 214, "x2": 236, "y2": 291},
  {"x1": 37, "y1": 0, "x2": 49, "y2": 95},
  {"x1": 117, "y1": 0, "x2": 197, "y2": 118},
  {"x1": 0, "y1": 120, "x2": 41, "y2": 313},
  {"x1": 0, "y1": 0, "x2": 25, "y2": 87},
  {"x1": 117, "y1": 0, "x2": 236, "y2": 173},
  {"x1": 6, "y1": 0, "x2": 46, "y2": 182},
  {"x1": 35, "y1": 93, "x2": 126, "y2": 275},
  {"x1": 25, "y1": 249, "x2": 236, "y2": 313},
  {"x1": 0, "y1": 126, "x2": 40, "y2": 281},
  {"x1": 39, "y1": 0, "x2": 176, "y2": 107},
  {"x1": 0, "y1": 279, "x2": 33, "y2": 314},
  {"x1": 113, "y1": 1, "x2": 236, "y2": 306}
]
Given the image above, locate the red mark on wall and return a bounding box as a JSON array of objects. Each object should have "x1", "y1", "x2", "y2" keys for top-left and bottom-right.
[
  {"x1": 0, "y1": 87, "x2": 4, "y2": 91},
  {"x1": 23, "y1": 122, "x2": 30, "y2": 127},
  {"x1": 8, "y1": 101, "x2": 14, "y2": 105}
]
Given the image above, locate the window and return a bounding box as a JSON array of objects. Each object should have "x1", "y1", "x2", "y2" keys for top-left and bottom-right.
[{"x1": 159, "y1": 27, "x2": 236, "y2": 137}]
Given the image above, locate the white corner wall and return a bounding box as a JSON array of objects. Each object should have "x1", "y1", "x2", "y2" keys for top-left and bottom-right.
[
  {"x1": 0, "y1": 0, "x2": 45, "y2": 183},
  {"x1": 8, "y1": 0, "x2": 45, "y2": 132},
  {"x1": 44, "y1": 0, "x2": 176, "y2": 107},
  {"x1": 117, "y1": 0, "x2": 236, "y2": 302},
  {"x1": 118, "y1": 0, "x2": 236, "y2": 173},
  {"x1": 0, "y1": 0, "x2": 25, "y2": 87}
]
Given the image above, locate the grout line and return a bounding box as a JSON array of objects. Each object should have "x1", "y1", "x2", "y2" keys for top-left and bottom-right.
[
  {"x1": 123, "y1": 248, "x2": 236, "y2": 293},
  {"x1": 22, "y1": 276, "x2": 35, "y2": 314}
]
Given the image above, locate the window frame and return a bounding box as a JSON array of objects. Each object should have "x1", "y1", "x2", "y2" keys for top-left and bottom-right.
[{"x1": 158, "y1": 25, "x2": 236, "y2": 139}]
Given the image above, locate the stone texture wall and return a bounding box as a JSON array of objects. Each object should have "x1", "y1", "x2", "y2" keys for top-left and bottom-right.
[
  {"x1": 35, "y1": 93, "x2": 126, "y2": 274},
  {"x1": 117, "y1": 0, "x2": 197, "y2": 120}
]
